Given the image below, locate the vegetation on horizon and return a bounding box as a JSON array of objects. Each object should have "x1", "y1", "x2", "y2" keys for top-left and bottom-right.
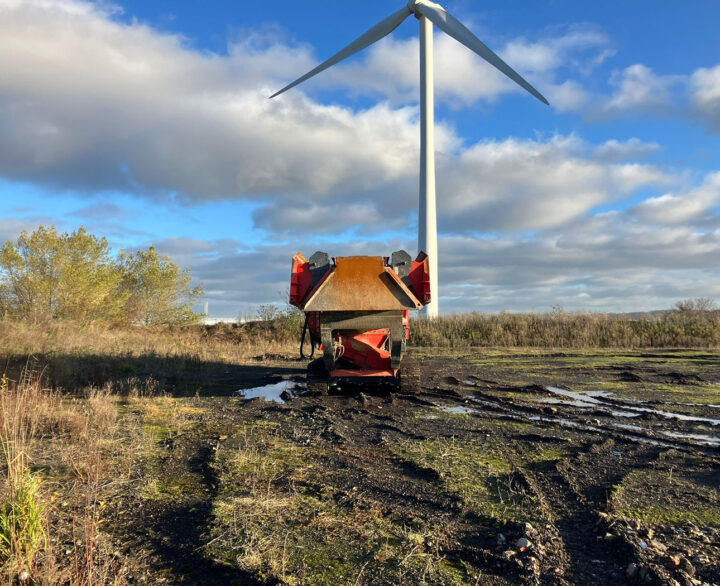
[
  {"x1": 411, "y1": 301, "x2": 720, "y2": 348},
  {"x1": 0, "y1": 226, "x2": 202, "y2": 326}
]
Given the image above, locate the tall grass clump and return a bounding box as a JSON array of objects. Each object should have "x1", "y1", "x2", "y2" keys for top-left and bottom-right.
[
  {"x1": 0, "y1": 469, "x2": 47, "y2": 576},
  {"x1": 0, "y1": 361, "x2": 131, "y2": 583},
  {"x1": 0, "y1": 365, "x2": 50, "y2": 578},
  {"x1": 411, "y1": 307, "x2": 720, "y2": 349},
  {"x1": 0, "y1": 316, "x2": 300, "y2": 394}
]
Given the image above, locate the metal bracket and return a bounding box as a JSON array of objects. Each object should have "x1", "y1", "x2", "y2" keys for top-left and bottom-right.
[{"x1": 319, "y1": 311, "x2": 405, "y2": 372}]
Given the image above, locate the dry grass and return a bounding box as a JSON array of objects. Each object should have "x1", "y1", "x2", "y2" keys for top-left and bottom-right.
[
  {"x1": 207, "y1": 422, "x2": 469, "y2": 585},
  {"x1": 0, "y1": 317, "x2": 298, "y2": 359},
  {"x1": 0, "y1": 318, "x2": 297, "y2": 393},
  {"x1": 0, "y1": 360, "x2": 134, "y2": 584},
  {"x1": 0, "y1": 361, "x2": 51, "y2": 578},
  {"x1": 411, "y1": 309, "x2": 720, "y2": 348},
  {"x1": 0, "y1": 311, "x2": 716, "y2": 583},
  {"x1": 4, "y1": 309, "x2": 719, "y2": 397}
]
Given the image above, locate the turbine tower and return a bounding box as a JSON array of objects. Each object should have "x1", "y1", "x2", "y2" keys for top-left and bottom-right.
[{"x1": 271, "y1": 0, "x2": 548, "y2": 318}]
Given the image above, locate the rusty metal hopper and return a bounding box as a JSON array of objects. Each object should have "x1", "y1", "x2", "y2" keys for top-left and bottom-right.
[{"x1": 302, "y1": 256, "x2": 422, "y2": 312}]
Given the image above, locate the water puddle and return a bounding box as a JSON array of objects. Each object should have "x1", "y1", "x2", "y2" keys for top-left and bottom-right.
[
  {"x1": 611, "y1": 423, "x2": 644, "y2": 433},
  {"x1": 660, "y1": 430, "x2": 720, "y2": 446},
  {"x1": 528, "y1": 415, "x2": 594, "y2": 430},
  {"x1": 617, "y1": 405, "x2": 720, "y2": 426},
  {"x1": 544, "y1": 386, "x2": 720, "y2": 424},
  {"x1": 462, "y1": 395, "x2": 683, "y2": 448},
  {"x1": 541, "y1": 396, "x2": 598, "y2": 408},
  {"x1": 585, "y1": 390, "x2": 615, "y2": 398},
  {"x1": 543, "y1": 387, "x2": 639, "y2": 418},
  {"x1": 605, "y1": 422, "x2": 717, "y2": 447},
  {"x1": 440, "y1": 405, "x2": 477, "y2": 415},
  {"x1": 676, "y1": 402, "x2": 720, "y2": 410},
  {"x1": 546, "y1": 386, "x2": 605, "y2": 405},
  {"x1": 611, "y1": 411, "x2": 641, "y2": 418},
  {"x1": 531, "y1": 415, "x2": 671, "y2": 446},
  {"x1": 235, "y1": 380, "x2": 303, "y2": 403}
]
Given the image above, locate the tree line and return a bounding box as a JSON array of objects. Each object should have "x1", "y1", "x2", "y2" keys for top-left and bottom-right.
[{"x1": 0, "y1": 226, "x2": 203, "y2": 325}]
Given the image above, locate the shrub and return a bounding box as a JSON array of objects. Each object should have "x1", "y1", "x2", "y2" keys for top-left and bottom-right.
[{"x1": 0, "y1": 226, "x2": 202, "y2": 326}]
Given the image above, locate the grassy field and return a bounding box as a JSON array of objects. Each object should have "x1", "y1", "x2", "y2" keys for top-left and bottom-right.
[
  {"x1": 410, "y1": 309, "x2": 720, "y2": 348},
  {"x1": 1, "y1": 319, "x2": 719, "y2": 584},
  {"x1": 3, "y1": 309, "x2": 720, "y2": 395}
]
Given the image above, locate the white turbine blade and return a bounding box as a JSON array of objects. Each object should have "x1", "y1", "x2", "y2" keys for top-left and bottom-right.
[
  {"x1": 415, "y1": 1, "x2": 549, "y2": 105},
  {"x1": 270, "y1": 5, "x2": 412, "y2": 99}
]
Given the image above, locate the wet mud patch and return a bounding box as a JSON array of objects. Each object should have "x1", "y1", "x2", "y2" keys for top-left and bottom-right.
[{"x1": 105, "y1": 349, "x2": 720, "y2": 584}]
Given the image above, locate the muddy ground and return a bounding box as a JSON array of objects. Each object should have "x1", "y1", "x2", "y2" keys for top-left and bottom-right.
[{"x1": 106, "y1": 349, "x2": 719, "y2": 585}]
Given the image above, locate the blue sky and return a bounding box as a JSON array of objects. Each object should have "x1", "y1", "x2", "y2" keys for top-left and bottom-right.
[{"x1": 2, "y1": 0, "x2": 720, "y2": 316}]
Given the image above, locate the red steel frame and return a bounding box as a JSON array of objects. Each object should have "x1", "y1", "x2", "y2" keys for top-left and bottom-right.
[{"x1": 291, "y1": 253, "x2": 428, "y2": 377}]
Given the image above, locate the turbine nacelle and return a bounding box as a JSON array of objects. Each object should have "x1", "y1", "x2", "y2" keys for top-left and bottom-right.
[{"x1": 408, "y1": 0, "x2": 444, "y2": 18}]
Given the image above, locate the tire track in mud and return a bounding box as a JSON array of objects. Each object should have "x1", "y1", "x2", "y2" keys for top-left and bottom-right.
[
  {"x1": 371, "y1": 389, "x2": 627, "y2": 583},
  {"x1": 556, "y1": 439, "x2": 663, "y2": 512},
  {"x1": 119, "y1": 426, "x2": 262, "y2": 585},
  {"x1": 311, "y1": 403, "x2": 537, "y2": 583},
  {"x1": 333, "y1": 393, "x2": 613, "y2": 584},
  {"x1": 451, "y1": 385, "x2": 717, "y2": 452},
  {"x1": 453, "y1": 388, "x2": 672, "y2": 585},
  {"x1": 517, "y1": 439, "x2": 683, "y2": 585},
  {"x1": 510, "y1": 439, "x2": 638, "y2": 585}
]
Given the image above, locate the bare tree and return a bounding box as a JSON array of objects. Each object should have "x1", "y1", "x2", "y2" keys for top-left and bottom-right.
[{"x1": 674, "y1": 298, "x2": 716, "y2": 313}]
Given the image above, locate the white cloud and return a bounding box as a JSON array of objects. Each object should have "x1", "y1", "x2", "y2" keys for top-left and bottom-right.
[
  {"x1": 435, "y1": 213, "x2": 720, "y2": 312},
  {"x1": 691, "y1": 64, "x2": 720, "y2": 104},
  {"x1": 632, "y1": 172, "x2": 720, "y2": 225},
  {"x1": 5, "y1": 0, "x2": 720, "y2": 315},
  {"x1": 580, "y1": 60, "x2": 720, "y2": 133},
  {"x1": 0, "y1": 0, "x2": 450, "y2": 200},
  {"x1": 247, "y1": 134, "x2": 668, "y2": 235},
  {"x1": 0, "y1": 0, "x2": 666, "y2": 238},
  {"x1": 438, "y1": 136, "x2": 668, "y2": 232},
  {"x1": 152, "y1": 212, "x2": 720, "y2": 316},
  {"x1": 544, "y1": 80, "x2": 590, "y2": 113},
  {"x1": 605, "y1": 64, "x2": 684, "y2": 112},
  {"x1": 252, "y1": 202, "x2": 393, "y2": 235},
  {"x1": 0, "y1": 218, "x2": 41, "y2": 244},
  {"x1": 593, "y1": 138, "x2": 661, "y2": 162},
  {"x1": 502, "y1": 27, "x2": 612, "y2": 74},
  {"x1": 690, "y1": 64, "x2": 720, "y2": 131}
]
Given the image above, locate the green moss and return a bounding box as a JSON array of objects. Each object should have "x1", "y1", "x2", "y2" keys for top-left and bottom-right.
[
  {"x1": 142, "y1": 423, "x2": 172, "y2": 441},
  {"x1": 393, "y1": 438, "x2": 539, "y2": 522},
  {"x1": 140, "y1": 473, "x2": 200, "y2": 501},
  {"x1": 609, "y1": 381, "x2": 720, "y2": 405},
  {"x1": 525, "y1": 446, "x2": 574, "y2": 463},
  {"x1": 617, "y1": 507, "x2": 720, "y2": 527},
  {"x1": 207, "y1": 425, "x2": 474, "y2": 585},
  {"x1": 577, "y1": 381, "x2": 628, "y2": 391},
  {"x1": 211, "y1": 491, "x2": 473, "y2": 585},
  {"x1": 611, "y1": 469, "x2": 720, "y2": 527}
]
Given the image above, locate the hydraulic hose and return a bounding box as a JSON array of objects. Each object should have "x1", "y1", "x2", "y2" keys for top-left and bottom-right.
[{"x1": 300, "y1": 313, "x2": 315, "y2": 359}]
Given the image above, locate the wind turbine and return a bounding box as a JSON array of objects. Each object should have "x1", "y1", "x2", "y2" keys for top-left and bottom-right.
[{"x1": 270, "y1": 0, "x2": 548, "y2": 318}]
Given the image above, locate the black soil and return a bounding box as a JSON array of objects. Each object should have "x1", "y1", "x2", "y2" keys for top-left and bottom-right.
[{"x1": 110, "y1": 349, "x2": 720, "y2": 585}]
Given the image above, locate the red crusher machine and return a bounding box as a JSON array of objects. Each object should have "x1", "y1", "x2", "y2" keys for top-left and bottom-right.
[{"x1": 290, "y1": 251, "x2": 431, "y2": 393}]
